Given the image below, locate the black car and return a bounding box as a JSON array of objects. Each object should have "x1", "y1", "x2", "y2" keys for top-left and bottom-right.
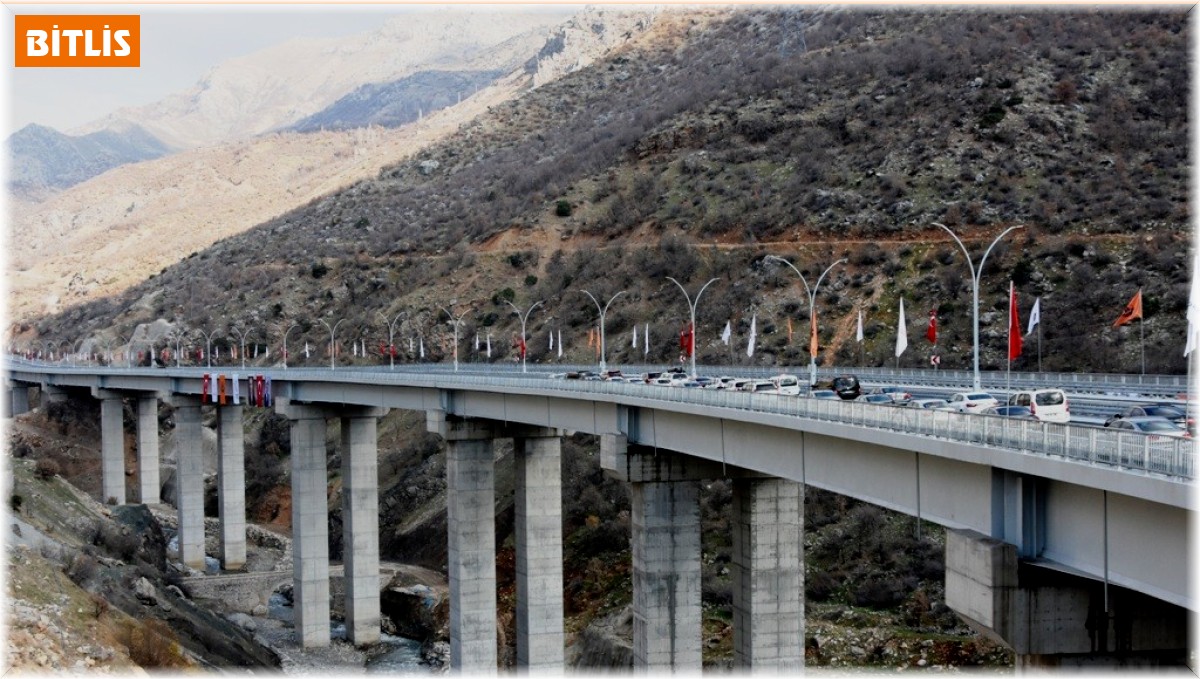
[
  {"x1": 831, "y1": 375, "x2": 861, "y2": 400},
  {"x1": 1104, "y1": 404, "x2": 1189, "y2": 428}
]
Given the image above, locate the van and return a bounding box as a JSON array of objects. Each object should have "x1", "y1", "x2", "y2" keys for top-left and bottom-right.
[
  {"x1": 770, "y1": 374, "x2": 801, "y2": 396},
  {"x1": 1008, "y1": 388, "x2": 1070, "y2": 423}
]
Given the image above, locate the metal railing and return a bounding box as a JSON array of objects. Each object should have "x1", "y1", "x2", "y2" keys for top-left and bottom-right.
[{"x1": 8, "y1": 359, "x2": 1195, "y2": 480}]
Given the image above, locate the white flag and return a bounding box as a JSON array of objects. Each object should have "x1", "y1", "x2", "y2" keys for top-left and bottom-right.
[
  {"x1": 720, "y1": 320, "x2": 731, "y2": 346},
  {"x1": 549, "y1": 331, "x2": 554, "y2": 351},
  {"x1": 856, "y1": 310, "x2": 864, "y2": 343},
  {"x1": 632, "y1": 327, "x2": 638, "y2": 349},
  {"x1": 419, "y1": 337, "x2": 425, "y2": 359},
  {"x1": 895, "y1": 298, "x2": 908, "y2": 358},
  {"x1": 644, "y1": 323, "x2": 649, "y2": 357},
  {"x1": 409, "y1": 337, "x2": 415, "y2": 352},
  {"x1": 266, "y1": 346, "x2": 270, "y2": 358},
  {"x1": 353, "y1": 341, "x2": 358, "y2": 357},
  {"x1": 475, "y1": 333, "x2": 480, "y2": 351},
  {"x1": 747, "y1": 315, "x2": 757, "y2": 357},
  {"x1": 486, "y1": 333, "x2": 492, "y2": 358},
  {"x1": 1026, "y1": 297, "x2": 1041, "y2": 336},
  {"x1": 214, "y1": 346, "x2": 219, "y2": 360},
  {"x1": 209, "y1": 373, "x2": 218, "y2": 403},
  {"x1": 304, "y1": 341, "x2": 310, "y2": 359},
  {"x1": 1186, "y1": 278, "x2": 1200, "y2": 357},
  {"x1": 254, "y1": 345, "x2": 259, "y2": 358},
  {"x1": 232, "y1": 374, "x2": 240, "y2": 404}
]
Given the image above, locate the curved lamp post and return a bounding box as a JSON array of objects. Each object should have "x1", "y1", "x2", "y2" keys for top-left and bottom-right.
[
  {"x1": 282, "y1": 323, "x2": 302, "y2": 369},
  {"x1": 504, "y1": 300, "x2": 544, "y2": 374},
  {"x1": 230, "y1": 326, "x2": 252, "y2": 369},
  {"x1": 765, "y1": 255, "x2": 847, "y2": 386},
  {"x1": 317, "y1": 318, "x2": 345, "y2": 370},
  {"x1": 933, "y1": 222, "x2": 1024, "y2": 391},
  {"x1": 439, "y1": 305, "x2": 470, "y2": 372},
  {"x1": 376, "y1": 311, "x2": 407, "y2": 371},
  {"x1": 666, "y1": 276, "x2": 719, "y2": 379},
  {"x1": 166, "y1": 327, "x2": 187, "y2": 367},
  {"x1": 579, "y1": 289, "x2": 626, "y2": 374},
  {"x1": 195, "y1": 329, "x2": 217, "y2": 368}
]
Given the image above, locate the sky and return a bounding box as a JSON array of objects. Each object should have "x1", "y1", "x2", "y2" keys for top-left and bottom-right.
[{"x1": 2, "y1": 2, "x2": 573, "y2": 137}]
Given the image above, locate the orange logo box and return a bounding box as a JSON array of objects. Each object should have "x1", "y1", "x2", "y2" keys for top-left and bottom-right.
[{"x1": 14, "y1": 15, "x2": 140, "y2": 67}]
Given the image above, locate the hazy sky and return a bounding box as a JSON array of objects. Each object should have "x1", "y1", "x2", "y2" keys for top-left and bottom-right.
[{"x1": 2, "y1": 3, "x2": 572, "y2": 137}]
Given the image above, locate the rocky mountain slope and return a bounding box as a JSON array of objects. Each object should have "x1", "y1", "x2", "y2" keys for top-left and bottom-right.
[
  {"x1": 6, "y1": 122, "x2": 172, "y2": 200},
  {"x1": 22, "y1": 8, "x2": 1190, "y2": 376}
]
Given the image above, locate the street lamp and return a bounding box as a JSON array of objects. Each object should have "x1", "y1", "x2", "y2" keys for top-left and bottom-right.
[
  {"x1": 282, "y1": 323, "x2": 302, "y2": 369},
  {"x1": 765, "y1": 255, "x2": 847, "y2": 386},
  {"x1": 376, "y1": 311, "x2": 407, "y2": 370},
  {"x1": 230, "y1": 326, "x2": 252, "y2": 369},
  {"x1": 665, "y1": 276, "x2": 720, "y2": 379},
  {"x1": 317, "y1": 318, "x2": 345, "y2": 370},
  {"x1": 933, "y1": 222, "x2": 1024, "y2": 391},
  {"x1": 439, "y1": 305, "x2": 470, "y2": 372},
  {"x1": 194, "y1": 329, "x2": 217, "y2": 368},
  {"x1": 579, "y1": 289, "x2": 626, "y2": 374},
  {"x1": 504, "y1": 300, "x2": 544, "y2": 374},
  {"x1": 166, "y1": 326, "x2": 187, "y2": 367}
]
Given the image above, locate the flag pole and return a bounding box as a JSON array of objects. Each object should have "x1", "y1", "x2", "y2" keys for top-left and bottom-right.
[
  {"x1": 1037, "y1": 316, "x2": 1042, "y2": 373},
  {"x1": 1141, "y1": 317, "x2": 1145, "y2": 375}
]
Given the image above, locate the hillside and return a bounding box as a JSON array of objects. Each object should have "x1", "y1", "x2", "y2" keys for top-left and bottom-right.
[
  {"x1": 6, "y1": 123, "x2": 172, "y2": 200},
  {"x1": 23, "y1": 7, "x2": 1190, "y2": 376}
]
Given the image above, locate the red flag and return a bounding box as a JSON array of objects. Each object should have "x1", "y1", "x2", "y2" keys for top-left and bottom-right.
[
  {"x1": 518, "y1": 336, "x2": 527, "y2": 359},
  {"x1": 1008, "y1": 282, "x2": 1023, "y2": 361},
  {"x1": 679, "y1": 324, "x2": 694, "y2": 358},
  {"x1": 809, "y1": 310, "x2": 818, "y2": 358},
  {"x1": 1113, "y1": 289, "x2": 1144, "y2": 328},
  {"x1": 926, "y1": 309, "x2": 938, "y2": 344}
]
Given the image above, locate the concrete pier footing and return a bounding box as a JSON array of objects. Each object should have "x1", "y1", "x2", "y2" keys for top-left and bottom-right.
[
  {"x1": 97, "y1": 392, "x2": 125, "y2": 505},
  {"x1": 514, "y1": 428, "x2": 565, "y2": 671},
  {"x1": 172, "y1": 398, "x2": 206, "y2": 569},
  {"x1": 342, "y1": 409, "x2": 387, "y2": 646},
  {"x1": 282, "y1": 401, "x2": 332, "y2": 648},
  {"x1": 217, "y1": 404, "x2": 246, "y2": 570}
]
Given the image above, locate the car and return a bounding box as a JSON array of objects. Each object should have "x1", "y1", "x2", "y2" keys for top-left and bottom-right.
[
  {"x1": 905, "y1": 398, "x2": 949, "y2": 410},
  {"x1": 709, "y1": 376, "x2": 740, "y2": 390},
  {"x1": 866, "y1": 386, "x2": 912, "y2": 403},
  {"x1": 948, "y1": 392, "x2": 1000, "y2": 413},
  {"x1": 1007, "y1": 389, "x2": 1070, "y2": 423},
  {"x1": 857, "y1": 393, "x2": 894, "y2": 405},
  {"x1": 747, "y1": 380, "x2": 781, "y2": 394},
  {"x1": 809, "y1": 389, "x2": 839, "y2": 400},
  {"x1": 831, "y1": 375, "x2": 861, "y2": 400},
  {"x1": 769, "y1": 374, "x2": 802, "y2": 396},
  {"x1": 1105, "y1": 404, "x2": 1190, "y2": 429},
  {"x1": 979, "y1": 405, "x2": 1037, "y2": 419},
  {"x1": 1104, "y1": 416, "x2": 1189, "y2": 438}
]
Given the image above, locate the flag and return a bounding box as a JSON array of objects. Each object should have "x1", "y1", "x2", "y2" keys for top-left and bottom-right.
[
  {"x1": 632, "y1": 327, "x2": 638, "y2": 349},
  {"x1": 353, "y1": 342, "x2": 358, "y2": 357},
  {"x1": 265, "y1": 346, "x2": 270, "y2": 359},
  {"x1": 856, "y1": 310, "x2": 863, "y2": 343},
  {"x1": 787, "y1": 317, "x2": 794, "y2": 343},
  {"x1": 926, "y1": 309, "x2": 938, "y2": 344},
  {"x1": 419, "y1": 337, "x2": 425, "y2": 359},
  {"x1": 232, "y1": 374, "x2": 240, "y2": 405},
  {"x1": 720, "y1": 320, "x2": 731, "y2": 346},
  {"x1": 1186, "y1": 278, "x2": 1199, "y2": 357},
  {"x1": 587, "y1": 328, "x2": 595, "y2": 349},
  {"x1": 1113, "y1": 289, "x2": 1143, "y2": 327},
  {"x1": 487, "y1": 333, "x2": 492, "y2": 358},
  {"x1": 1026, "y1": 297, "x2": 1041, "y2": 336},
  {"x1": 518, "y1": 336, "x2": 527, "y2": 359},
  {"x1": 549, "y1": 331, "x2": 554, "y2": 351},
  {"x1": 1008, "y1": 281, "x2": 1023, "y2": 361},
  {"x1": 304, "y1": 341, "x2": 310, "y2": 359},
  {"x1": 644, "y1": 324, "x2": 649, "y2": 357},
  {"x1": 475, "y1": 333, "x2": 480, "y2": 351},
  {"x1": 809, "y1": 310, "x2": 819, "y2": 358},
  {"x1": 895, "y1": 299, "x2": 908, "y2": 358},
  {"x1": 747, "y1": 315, "x2": 757, "y2": 357},
  {"x1": 210, "y1": 373, "x2": 219, "y2": 403},
  {"x1": 558, "y1": 330, "x2": 563, "y2": 358}
]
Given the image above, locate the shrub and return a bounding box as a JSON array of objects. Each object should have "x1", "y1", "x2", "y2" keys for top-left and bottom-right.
[
  {"x1": 10, "y1": 493, "x2": 23, "y2": 513},
  {"x1": 66, "y1": 551, "x2": 100, "y2": 585},
  {"x1": 311, "y1": 262, "x2": 329, "y2": 279},
  {"x1": 34, "y1": 458, "x2": 60, "y2": 481},
  {"x1": 555, "y1": 200, "x2": 573, "y2": 217},
  {"x1": 120, "y1": 618, "x2": 190, "y2": 668}
]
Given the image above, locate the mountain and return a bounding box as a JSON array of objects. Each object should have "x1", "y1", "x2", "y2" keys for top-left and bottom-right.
[
  {"x1": 287, "y1": 70, "x2": 507, "y2": 133},
  {"x1": 23, "y1": 8, "x2": 1192, "y2": 376},
  {"x1": 6, "y1": 123, "x2": 172, "y2": 199},
  {"x1": 70, "y1": 12, "x2": 571, "y2": 151},
  {"x1": 7, "y1": 8, "x2": 661, "y2": 323}
]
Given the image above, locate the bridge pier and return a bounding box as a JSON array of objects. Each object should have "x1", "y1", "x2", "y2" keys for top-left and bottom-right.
[
  {"x1": 8, "y1": 383, "x2": 30, "y2": 417},
  {"x1": 137, "y1": 394, "x2": 161, "y2": 505},
  {"x1": 170, "y1": 396, "x2": 207, "y2": 569},
  {"x1": 513, "y1": 426, "x2": 565, "y2": 672},
  {"x1": 217, "y1": 403, "x2": 246, "y2": 570},
  {"x1": 342, "y1": 407, "x2": 389, "y2": 647},
  {"x1": 732, "y1": 478, "x2": 804, "y2": 669},
  {"x1": 945, "y1": 528, "x2": 1190, "y2": 669},
  {"x1": 93, "y1": 389, "x2": 126, "y2": 506}
]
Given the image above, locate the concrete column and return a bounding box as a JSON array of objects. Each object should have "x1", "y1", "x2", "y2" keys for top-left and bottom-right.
[
  {"x1": 98, "y1": 393, "x2": 126, "y2": 506},
  {"x1": 42, "y1": 385, "x2": 69, "y2": 407},
  {"x1": 282, "y1": 401, "x2": 331, "y2": 648},
  {"x1": 217, "y1": 404, "x2": 246, "y2": 570},
  {"x1": 631, "y1": 472, "x2": 702, "y2": 670},
  {"x1": 172, "y1": 398, "x2": 206, "y2": 569},
  {"x1": 732, "y1": 478, "x2": 804, "y2": 669},
  {"x1": 341, "y1": 408, "x2": 388, "y2": 647},
  {"x1": 430, "y1": 413, "x2": 499, "y2": 673},
  {"x1": 137, "y1": 395, "x2": 161, "y2": 505},
  {"x1": 514, "y1": 428, "x2": 564, "y2": 671},
  {"x1": 8, "y1": 385, "x2": 30, "y2": 417}
]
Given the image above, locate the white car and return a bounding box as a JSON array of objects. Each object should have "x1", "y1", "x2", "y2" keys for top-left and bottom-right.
[
  {"x1": 1008, "y1": 389, "x2": 1070, "y2": 423},
  {"x1": 948, "y1": 392, "x2": 999, "y2": 413}
]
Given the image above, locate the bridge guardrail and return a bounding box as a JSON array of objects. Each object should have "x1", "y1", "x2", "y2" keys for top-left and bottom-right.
[{"x1": 8, "y1": 359, "x2": 1195, "y2": 480}]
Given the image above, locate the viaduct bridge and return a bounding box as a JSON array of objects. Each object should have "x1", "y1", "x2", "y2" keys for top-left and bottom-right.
[{"x1": 5, "y1": 361, "x2": 1194, "y2": 670}]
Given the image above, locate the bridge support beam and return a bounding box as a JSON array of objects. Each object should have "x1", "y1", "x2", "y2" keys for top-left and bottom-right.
[
  {"x1": 513, "y1": 426, "x2": 564, "y2": 671},
  {"x1": 429, "y1": 413, "x2": 500, "y2": 673},
  {"x1": 217, "y1": 404, "x2": 246, "y2": 571},
  {"x1": 7, "y1": 384, "x2": 30, "y2": 417},
  {"x1": 137, "y1": 395, "x2": 161, "y2": 505},
  {"x1": 94, "y1": 389, "x2": 126, "y2": 506},
  {"x1": 42, "y1": 384, "x2": 69, "y2": 407},
  {"x1": 170, "y1": 397, "x2": 206, "y2": 569},
  {"x1": 732, "y1": 478, "x2": 804, "y2": 669},
  {"x1": 945, "y1": 528, "x2": 1189, "y2": 669},
  {"x1": 342, "y1": 407, "x2": 389, "y2": 647},
  {"x1": 278, "y1": 399, "x2": 332, "y2": 648}
]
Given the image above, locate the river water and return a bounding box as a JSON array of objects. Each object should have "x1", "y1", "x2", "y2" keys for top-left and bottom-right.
[{"x1": 268, "y1": 593, "x2": 429, "y2": 672}]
